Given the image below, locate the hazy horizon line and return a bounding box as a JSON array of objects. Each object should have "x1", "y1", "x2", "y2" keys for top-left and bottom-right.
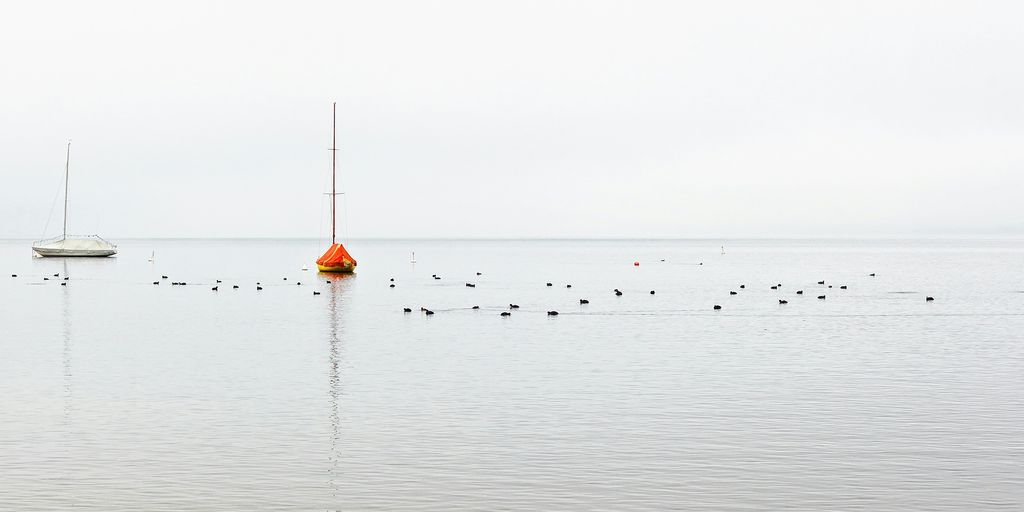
[{"x1": 3, "y1": 234, "x2": 1023, "y2": 242}]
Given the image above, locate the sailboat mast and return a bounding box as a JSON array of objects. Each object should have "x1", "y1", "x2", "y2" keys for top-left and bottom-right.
[
  {"x1": 63, "y1": 141, "x2": 70, "y2": 239},
  {"x1": 331, "y1": 102, "x2": 336, "y2": 245}
]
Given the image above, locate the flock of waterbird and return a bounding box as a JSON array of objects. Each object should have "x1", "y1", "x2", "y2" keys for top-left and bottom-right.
[
  {"x1": 397, "y1": 268, "x2": 937, "y2": 318},
  {"x1": 9, "y1": 265, "x2": 939, "y2": 316}
]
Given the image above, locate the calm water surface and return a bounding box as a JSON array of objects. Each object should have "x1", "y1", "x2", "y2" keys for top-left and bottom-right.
[{"x1": 1, "y1": 238, "x2": 1022, "y2": 510}]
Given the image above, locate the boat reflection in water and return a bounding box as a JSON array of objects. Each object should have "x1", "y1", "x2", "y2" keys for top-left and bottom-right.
[{"x1": 322, "y1": 272, "x2": 354, "y2": 503}]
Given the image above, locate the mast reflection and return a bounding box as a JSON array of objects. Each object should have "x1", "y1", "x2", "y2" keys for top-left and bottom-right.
[
  {"x1": 322, "y1": 272, "x2": 354, "y2": 501},
  {"x1": 61, "y1": 259, "x2": 73, "y2": 424}
]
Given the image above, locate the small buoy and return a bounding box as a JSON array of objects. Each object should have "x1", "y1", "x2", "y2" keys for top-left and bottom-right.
[
  {"x1": 840, "y1": 285, "x2": 847, "y2": 289},
  {"x1": 729, "y1": 291, "x2": 737, "y2": 295},
  {"x1": 212, "y1": 286, "x2": 218, "y2": 291},
  {"x1": 547, "y1": 311, "x2": 559, "y2": 316},
  {"x1": 649, "y1": 290, "x2": 655, "y2": 295},
  {"x1": 926, "y1": 296, "x2": 934, "y2": 301},
  {"x1": 403, "y1": 307, "x2": 412, "y2": 312},
  {"x1": 580, "y1": 299, "x2": 589, "y2": 304},
  {"x1": 390, "y1": 278, "x2": 394, "y2": 282},
  {"x1": 500, "y1": 311, "x2": 511, "y2": 317},
  {"x1": 739, "y1": 284, "x2": 745, "y2": 289},
  {"x1": 472, "y1": 305, "x2": 480, "y2": 309},
  {"x1": 779, "y1": 299, "x2": 788, "y2": 304},
  {"x1": 634, "y1": 261, "x2": 640, "y2": 266},
  {"x1": 313, "y1": 291, "x2": 320, "y2": 296},
  {"x1": 283, "y1": 277, "x2": 287, "y2": 281},
  {"x1": 566, "y1": 284, "x2": 572, "y2": 288},
  {"x1": 817, "y1": 295, "x2": 826, "y2": 300},
  {"x1": 296, "y1": 282, "x2": 301, "y2": 286},
  {"x1": 713, "y1": 305, "x2": 722, "y2": 310},
  {"x1": 796, "y1": 290, "x2": 803, "y2": 294}
]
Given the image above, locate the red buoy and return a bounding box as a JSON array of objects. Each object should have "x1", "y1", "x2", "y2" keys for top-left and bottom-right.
[{"x1": 633, "y1": 261, "x2": 640, "y2": 266}]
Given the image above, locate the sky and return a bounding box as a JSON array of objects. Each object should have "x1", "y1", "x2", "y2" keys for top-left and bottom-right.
[{"x1": 1, "y1": 0, "x2": 1022, "y2": 239}]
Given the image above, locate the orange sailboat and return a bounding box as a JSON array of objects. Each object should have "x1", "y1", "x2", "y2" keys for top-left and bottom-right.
[{"x1": 316, "y1": 102, "x2": 357, "y2": 273}]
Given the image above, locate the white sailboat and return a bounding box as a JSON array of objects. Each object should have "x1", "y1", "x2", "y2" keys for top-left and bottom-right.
[{"x1": 32, "y1": 141, "x2": 117, "y2": 257}]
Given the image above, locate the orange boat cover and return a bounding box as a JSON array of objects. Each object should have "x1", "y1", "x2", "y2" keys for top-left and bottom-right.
[{"x1": 317, "y1": 243, "x2": 357, "y2": 272}]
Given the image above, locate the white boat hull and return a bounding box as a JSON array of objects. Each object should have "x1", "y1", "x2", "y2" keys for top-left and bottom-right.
[
  {"x1": 33, "y1": 247, "x2": 117, "y2": 257},
  {"x1": 32, "y1": 236, "x2": 117, "y2": 257}
]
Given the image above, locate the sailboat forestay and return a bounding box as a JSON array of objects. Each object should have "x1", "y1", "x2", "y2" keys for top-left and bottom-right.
[
  {"x1": 32, "y1": 141, "x2": 117, "y2": 257},
  {"x1": 316, "y1": 102, "x2": 356, "y2": 273}
]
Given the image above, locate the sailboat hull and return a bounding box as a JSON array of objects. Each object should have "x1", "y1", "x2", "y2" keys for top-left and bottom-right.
[
  {"x1": 316, "y1": 263, "x2": 355, "y2": 273},
  {"x1": 33, "y1": 247, "x2": 116, "y2": 257},
  {"x1": 32, "y1": 237, "x2": 117, "y2": 257}
]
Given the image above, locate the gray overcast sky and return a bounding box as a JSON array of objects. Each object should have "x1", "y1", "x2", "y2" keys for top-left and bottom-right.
[{"x1": 1, "y1": 0, "x2": 1021, "y2": 239}]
